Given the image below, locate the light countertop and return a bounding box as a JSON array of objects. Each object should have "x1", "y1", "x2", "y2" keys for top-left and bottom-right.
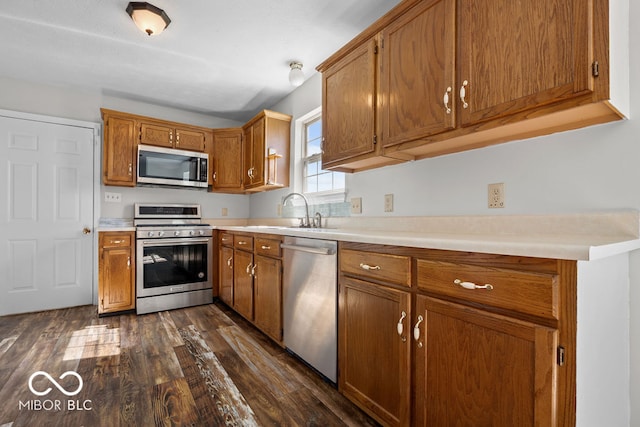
[{"x1": 216, "y1": 211, "x2": 640, "y2": 261}]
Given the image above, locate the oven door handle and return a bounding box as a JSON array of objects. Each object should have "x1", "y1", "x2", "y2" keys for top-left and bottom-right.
[{"x1": 140, "y1": 238, "x2": 212, "y2": 246}]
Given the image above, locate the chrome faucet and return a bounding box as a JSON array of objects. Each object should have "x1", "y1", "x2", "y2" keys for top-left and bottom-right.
[{"x1": 282, "y1": 192, "x2": 311, "y2": 227}]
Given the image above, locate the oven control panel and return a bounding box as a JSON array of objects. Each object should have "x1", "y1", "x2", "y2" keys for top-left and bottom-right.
[{"x1": 136, "y1": 226, "x2": 212, "y2": 239}]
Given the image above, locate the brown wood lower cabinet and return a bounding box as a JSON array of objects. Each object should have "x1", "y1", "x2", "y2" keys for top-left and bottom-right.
[
  {"x1": 339, "y1": 277, "x2": 411, "y2": 426},
  {"x1": 218, "y1": 231, "x2": 283, "y2": 344},
  {"x1": 98, "y1": 231, "x2": 135, "y2": 314},
  {"x1": 414, "y1": 296, "x2": 558, "y2": 426},
  {"x1": 338, "y1": 242, "x2": 574, "y2": 426}
]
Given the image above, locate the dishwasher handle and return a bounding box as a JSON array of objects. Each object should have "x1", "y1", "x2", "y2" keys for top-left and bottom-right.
[{"x1": 280, "y1": 243, "x2": 335, "y2": 256}]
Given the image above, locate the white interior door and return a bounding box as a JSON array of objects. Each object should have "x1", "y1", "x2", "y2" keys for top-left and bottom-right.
[{"x1": 0, "y1": 114, "x2": 95, "y2": 315}]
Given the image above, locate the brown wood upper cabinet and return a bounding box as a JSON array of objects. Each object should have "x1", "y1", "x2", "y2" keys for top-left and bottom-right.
[
  {"x1": 210, "y1": 128, "x2": 244, "y2": 191},
  {"x1": 242, "y1": 110, "x2": 292, "y2": 192},
  {"x1": 317, "y1": 0, "x2": 626, "y2": 172},
  {"x1": 101, "y1": 110, "x2": 136, "y2": 187},
  {"x1": 139, "y1": 121, "x2": 207, "y2": 152}
]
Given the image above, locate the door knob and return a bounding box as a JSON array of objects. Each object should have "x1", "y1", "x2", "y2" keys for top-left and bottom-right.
[{"x1": 82, "y1": 227, "x2": 91, "y2": 234}]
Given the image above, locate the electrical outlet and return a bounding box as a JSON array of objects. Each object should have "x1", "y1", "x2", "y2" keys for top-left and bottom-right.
[
  {"x1": 384, "y1": 194, "x2": 394, "y2": 212},
  {"x1": 104, "y1": 192, "x2": 121, "y2": 203},
  {"x1": 488, "y1": 183, "x2": 505, "y2": 208},
  {"x1": 221, "y1": 207, "x2": 228, "y2": 217},
  {"x1": 350, "y1": 197, "x2": 362, "y2": 214}
]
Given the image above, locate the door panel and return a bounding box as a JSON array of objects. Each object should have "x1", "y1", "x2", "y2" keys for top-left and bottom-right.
[
  {"x1": 458, "y1": 0, "x2": 592, "y2": 125},
  {"x1": 0, "y1": 115, "x2": 94, "y2": 315}
]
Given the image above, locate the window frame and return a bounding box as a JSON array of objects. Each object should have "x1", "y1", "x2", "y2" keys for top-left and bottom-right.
[{"x1": 297, "y1": 108, "x2": 345, "y2": 202}]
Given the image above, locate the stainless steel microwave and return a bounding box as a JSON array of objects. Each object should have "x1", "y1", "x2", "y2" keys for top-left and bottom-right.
[{"x1": 137, "y1": 145, "x2": 208, "y2": 188}]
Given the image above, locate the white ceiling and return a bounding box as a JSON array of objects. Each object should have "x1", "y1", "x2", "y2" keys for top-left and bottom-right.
[{"x1": 0, "y1": 1, "x2": 400, "y2": 122}]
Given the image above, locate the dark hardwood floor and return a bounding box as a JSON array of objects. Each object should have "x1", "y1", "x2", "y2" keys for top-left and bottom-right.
[{"x1": 0, "y1": 301, "x2": 378, "y2": 427}]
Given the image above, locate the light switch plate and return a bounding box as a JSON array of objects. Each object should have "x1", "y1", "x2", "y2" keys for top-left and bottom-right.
[
  {"x1": 104, "y1": 192, "x2": 121, "y2": 203},
  {"x1": 384, "y1": 194, "x2": 394, "y2": 212}
]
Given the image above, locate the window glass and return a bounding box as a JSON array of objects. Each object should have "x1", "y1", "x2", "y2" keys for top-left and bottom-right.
[{"x1": 302, "y1": 116, "x2": 344, "y2": 195}]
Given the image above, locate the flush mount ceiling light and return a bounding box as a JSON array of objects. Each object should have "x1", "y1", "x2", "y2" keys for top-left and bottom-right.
[
  {"x1": 126, "y1": 2, "x2": 171, "y2": 36},
  {"x1": 289, "y1": 62, "x2": 305, "y2": 87}
]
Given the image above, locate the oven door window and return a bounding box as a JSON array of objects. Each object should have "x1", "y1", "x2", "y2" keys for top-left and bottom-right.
[{"x1": 142, "y1": 242, "x2": 208, "y2": 288}]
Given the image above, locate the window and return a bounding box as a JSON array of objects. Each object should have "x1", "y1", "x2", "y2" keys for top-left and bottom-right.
[{"x1": 302, "y1": 115, "x2": 344, "y2": 195}]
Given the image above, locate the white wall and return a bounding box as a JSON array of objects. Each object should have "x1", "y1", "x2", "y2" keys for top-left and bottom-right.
[
  {"x1": 0, "y1": 76, "x2": 250, "y2": 220},
  {"x1": 260, "y1": 2, "x2": 640, "y2": 424}
]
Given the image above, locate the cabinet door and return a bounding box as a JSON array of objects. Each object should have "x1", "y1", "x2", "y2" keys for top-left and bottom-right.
[
  {"x1": 458, "y1": 0, "x2": 592, "y2": 126},
  {"x1": 219, "y1": 245, "x2": 234, "y2": 306},
  {"x1": 414, "y1": 295, "x2": 558, "y2": 426},
  {"x1": 253, "y1": 255, "x2": 282, "y2": 342},
  {"x1": 233, "y1": 249, "x2": 254, "y2": 320},
  {"x1": 176, "y1": 128, "x2": 206, "y2": 152},
  {"x1": 243, "y1": 118, "x2": 266, "y2": 189},
  {"x1": 139, "y1": 122, "x2": 173, "y2": 148},
  {"x1": 339, "y1": 277, "x2": 411, "y2": 426},
  {"x1": 211, "y1": 128, "x2": 243, "y2": 191},
  {"x1": 103, "y1": 115, "x2": 136, "y2": 186},
  {"x1": 379, "y1": 0, "x2": 456, "y2": 147},
  {"x1": 322, "y1": 38, "x2": 377, "y2": 167},
  {"x1": 99, "y1": 233, "x2": 135, "y2": 314}
]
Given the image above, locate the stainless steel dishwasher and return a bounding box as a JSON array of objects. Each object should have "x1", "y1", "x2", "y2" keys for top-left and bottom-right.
[{"x1": 281, "y1": 236, "x2": 338, "y2": 383}]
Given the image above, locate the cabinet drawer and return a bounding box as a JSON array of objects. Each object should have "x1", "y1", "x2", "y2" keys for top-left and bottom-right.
[
  {"x1": 255, "y1": 237, "x2": 281, "y2": 258},
  {"x1": 100, "y1": 233, "x2": 132, "y2": 248},
  {"x1": 416, "y1": 259, "x2": 558, "y2": 320},
  {"x1": 220, "y1": 232, "x2": 234, "y2": 246},
  {"x1": 340, "y1": 249, "x2": 411, "y2": 287},
  {"x1": 234, "y1": 234, "x2": 254, "y2": 250}
]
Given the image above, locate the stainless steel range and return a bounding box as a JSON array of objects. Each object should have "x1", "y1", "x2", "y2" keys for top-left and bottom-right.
[{"x1": 134, "y1": 203, "x2": 213, "y2": 314}]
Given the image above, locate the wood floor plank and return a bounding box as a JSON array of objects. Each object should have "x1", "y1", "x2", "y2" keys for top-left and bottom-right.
[
  {"x1": 218, "y1": 324, "x2": 300, "y2": 397},
  {"x1": 119, "y1": 347, "x2": 152, "y2": 427},
  {"x1": 174, "y1": 344, "x2": 225, "y2": 425},
  {"x1": 0, "y1": 303, "x2": 377, "y2": 427},
  {"x1": 151, "y1": 377, "x2": 200, "y2": 426},
  {"x1": 179, "y1": 324, "x2": 259, "y2": 425}
]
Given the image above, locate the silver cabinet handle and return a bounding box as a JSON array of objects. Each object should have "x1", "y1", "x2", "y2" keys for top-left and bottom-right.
[
  {"x1": 413, "y1": 315, "x2": 423, "y2": 341},
  {"x1": 237, "y1": 241, "x2": 247, "y2": 245},
  {"x1": 360, "y1": 263, "x2": 381, "y2": 271},
  {"x1": 443, "y1": 86, "x2": 452, "y2": 114},
  {"x1": 127, "y1": 256, "x2": 131, "y2": 268},
  {"x1": 261, "y1": 245, "x2": 271, "y2": 250},
  {"x1": 454, "y1": 279, "x2": 493, "y2": 290},
  {"x1": 397, "y1": 311, "x2": 406, "y2": 338},
  {"x1": 246, "y1": 263, "x2": 253, "y2": 275},
  {"x1": 251, "y1": 264, "x2": 257, "y2": 276},
  {"x1": 128, "y1": 163, "x2": 132, "y2": 175},
  {"x1": 227, "y1": 257, "x2": 233, "y2": 269},
  {"x1": 459, "y1": 80, "x2": 469, "y2": 109}
]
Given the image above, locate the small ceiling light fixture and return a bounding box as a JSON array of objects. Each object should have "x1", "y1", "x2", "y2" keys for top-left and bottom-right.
[
  {"x1": 126, "y1": 2, "x2": 171, "y2": 36},
  {"x1": 289, "y1": 62, "x2": 305, "y2": 87}
]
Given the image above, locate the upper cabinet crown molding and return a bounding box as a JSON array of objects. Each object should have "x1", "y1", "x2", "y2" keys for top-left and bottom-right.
[{"x1": 317, "y1": 0, "x2": 629, "y2": 173}]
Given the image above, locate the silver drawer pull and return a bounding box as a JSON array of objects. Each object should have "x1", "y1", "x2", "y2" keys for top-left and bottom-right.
[
  {"x1": 454, "y1": 279, "x2": 494, "y2": 290},
  {"x1": 360, "y1": 263, "x2": 381, "y2": 271},
  {"x1": 261, "y1": 245, "x2": 271, "y2": 250},
  {"x1": 237, "y1": 241, "x2": 247, "y2": 245}
]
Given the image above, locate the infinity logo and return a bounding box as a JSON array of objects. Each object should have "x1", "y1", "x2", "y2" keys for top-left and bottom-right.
[{"x1": 28, "y1": 371, "x2": 83, "y2": 397}]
